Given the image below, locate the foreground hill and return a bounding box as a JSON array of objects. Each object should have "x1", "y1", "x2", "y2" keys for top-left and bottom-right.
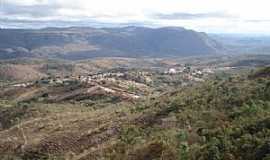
[
  {"x1": 0, "y1": 27, "x2": 223, "y2": 60},
  {"x1": 0, "y1": 67, "x2": 269, "y2": 160}
]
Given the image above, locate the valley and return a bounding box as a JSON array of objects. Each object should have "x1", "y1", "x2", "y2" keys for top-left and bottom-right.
[
  {"x1": 0, "y1": 54, "x2": 269, "y2": 160},
  {"x1": 1, "y1": 0, "x2": 270, "y2": 159},
  {"x1": 1, "y1": 55, "x2": 264, "y2": 104}
]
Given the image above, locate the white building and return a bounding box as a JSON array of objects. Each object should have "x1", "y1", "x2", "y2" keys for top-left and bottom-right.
[{"x1": 168, "y1": 68, "x2": 177, "y2": 74}]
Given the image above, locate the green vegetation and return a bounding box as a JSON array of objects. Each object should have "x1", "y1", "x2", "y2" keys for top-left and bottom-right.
[
  {"x1": 102, "y1": 67, "x2": 270, "y2": 160},
  {"x1": 0, "y1": 67, "x2": 269, "y2": 160},
  {"x1": 128, "y1": 84, "x2": 136, "y2": 92}
]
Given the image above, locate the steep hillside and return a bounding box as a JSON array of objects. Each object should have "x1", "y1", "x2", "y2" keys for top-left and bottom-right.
[
  {"x1": 0, "y1": 67, "x2": 269, "y2": 160},
  {"x1": 0, "y1": 27, "x2": 223, "y2": 60}
]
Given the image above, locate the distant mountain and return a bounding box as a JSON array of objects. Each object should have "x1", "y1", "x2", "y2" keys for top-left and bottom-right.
[
  {"x1": 210, "y1": 34, "x2": 270, "y2": 54},
  {"x1": 0, "y1": 26, "x2": 224, "y2": 60}
]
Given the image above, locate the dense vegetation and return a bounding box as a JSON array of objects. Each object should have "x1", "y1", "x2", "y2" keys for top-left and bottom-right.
[
  {"x1": 0, "y1": 67, "x2": 269, "y2": 160},
  {"x1": 101, "y1": 67, "x2": 270, "y2": 160}
]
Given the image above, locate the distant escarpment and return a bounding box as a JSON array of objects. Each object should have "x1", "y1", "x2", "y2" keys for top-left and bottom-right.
[{"x1": 0, "y1": 26, "x2": 224, "y2": 60}]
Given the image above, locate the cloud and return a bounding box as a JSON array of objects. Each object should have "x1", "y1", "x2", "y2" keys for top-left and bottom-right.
[
  {"x1": 1, "y1": 0, "x2": 270, "y2": 33},
  {"x1": 0, "y1": 2, "x2": 61, "y2": 18},
  {"x1": 0, "y1": 18, "x2": 109, "y2": 28},
  {"x1": 0, "y1": 1, "x2": 139, "y2": 21},
  {"x1": 152, "y1": 12, "x2": 233, "y2": 20},
  {"x1": 0, "y1": 18, "x2": 156, "y2": 29}
]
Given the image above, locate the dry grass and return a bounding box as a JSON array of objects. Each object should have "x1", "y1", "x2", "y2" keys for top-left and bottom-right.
[{"x1": 0, "y1": 102, "x2": 139, "y2": 159}]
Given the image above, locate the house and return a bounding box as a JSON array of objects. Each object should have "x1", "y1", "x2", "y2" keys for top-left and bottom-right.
[
  {"x1": 168, "y1": 68, "x2": 177, "y2": 74},
  {"x1": 203, "y1": 68, "x2": 214, "y2": 74}
]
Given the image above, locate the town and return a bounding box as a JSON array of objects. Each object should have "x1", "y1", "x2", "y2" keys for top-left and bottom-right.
[{"x1": 2, "y1": 65, "x2": 228, "y2": 104}]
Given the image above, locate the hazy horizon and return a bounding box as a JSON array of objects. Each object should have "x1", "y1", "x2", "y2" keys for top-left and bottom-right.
[{"x1": 1, "y1": 0, "x2": 270, "y2": 34}]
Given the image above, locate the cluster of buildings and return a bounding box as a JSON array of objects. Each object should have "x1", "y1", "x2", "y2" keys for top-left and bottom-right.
[
  {"x1": 11, "y1": 65, "x2": 216, "y2": 92},
  {"x1": 165, "y1": 66, "x2": 215, "y2": 82}
]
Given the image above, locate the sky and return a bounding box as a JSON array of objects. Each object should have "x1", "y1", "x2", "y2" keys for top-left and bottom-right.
[{"x1": 1, "y1": 0, "x2": 270, "y2": 34}]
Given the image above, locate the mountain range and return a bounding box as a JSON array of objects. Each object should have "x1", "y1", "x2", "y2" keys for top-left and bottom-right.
[{"x1": 0, "y1": 26, "x2": 224, "y2": 60}]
